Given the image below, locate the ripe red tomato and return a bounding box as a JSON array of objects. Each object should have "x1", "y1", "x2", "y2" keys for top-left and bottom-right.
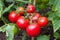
[
  {"x1": 8, "y1": 11, "x2": 20, "y2": 22},
  {"x1": 27, "y1": 4, "x2": 35, "y2": 13},
  {"x1": 38, "y1": 17, "x2": 48, "y2": 27},
  {"x1": 16, "y1": 16, "x2": 30, "y2": 29},
  {"x1": 26, "y1": 23, "x2": 41, "y2": 37},
  {"x1": 18, "y1": 7, "x2": 24, "y2": 15},
  {"x1": 32, "y1": 13, "x2": 41, "y2": 23}
]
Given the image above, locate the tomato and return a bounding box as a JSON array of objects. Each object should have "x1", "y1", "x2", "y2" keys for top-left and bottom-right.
[
  {"x1": 38, "y1": 17, "x2": 48, "y2": 27},
  {"x1": 32, "y1": 13, "x2": 41, "y2": 23},
  {"x1": 26, "y1": 23, "x2": 41, "y2": 37},
  {"x1": 8, "y1": 11, "x2": 20, "y2": 22},
  {"x1": 27, "y1": 4, "x2": 35, "y2": 13},
  {"x1": 17, "y1": 7, "x2": 24, "y2": 15},
  {"x1": 16, "y1": 16, "x2": 30, "y2": 29}
]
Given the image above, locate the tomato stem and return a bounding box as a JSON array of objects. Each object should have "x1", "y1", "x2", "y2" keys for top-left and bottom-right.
[
  {"x1": 1, "y1": 16, "x2": 9, "y2": 24},
  {"x1": 16, "y1": 0, "x2": 31, "y2": 4},
  {"x1": 31, "y1": 37, "x2": 35, "y2": 40},
  {"x1": 16, "y1": 9, "x2": 20, "y2": 14},
  {"x1": 29, "y1": 0, "x2": 32, "y2": 4},
  {"x1": 24, "y1": 14, "x2": 29, "y2": 19},
  {"x1": 33, "y1": 0, "x2": 36, "y2": 6},
  {"x1": 29, "y1": 15, "x2": 33, "y2": 24},
  {"x1": 22, "y1": 30, "x2": 26, "y2": 40}
]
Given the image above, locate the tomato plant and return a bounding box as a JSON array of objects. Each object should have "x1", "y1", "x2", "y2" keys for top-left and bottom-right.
[{"x1": 0, "y1": 0, "x2": 60, "y2": 40}]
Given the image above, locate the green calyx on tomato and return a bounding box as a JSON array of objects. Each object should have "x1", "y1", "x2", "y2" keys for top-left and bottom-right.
[{"x1": 16, "y1": 7, "x2": 24, "y2": 15}]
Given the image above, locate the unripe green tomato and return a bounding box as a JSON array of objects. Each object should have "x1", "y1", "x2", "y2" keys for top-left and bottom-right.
[
  {"x1": 41, "y1": 0, "x2": 49, "y2": 4},
  {"x1": 39, "y1": 4, "x2": 46, "y2": 10}
]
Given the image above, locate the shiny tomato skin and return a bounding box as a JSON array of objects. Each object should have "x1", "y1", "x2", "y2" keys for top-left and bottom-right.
[
  {"x1": 32, "y1": 13, "x2": 41, "y2": 23},
  {"x1": 16, "y1": 16, "x2": 30, "y2": 29},
  {"x1": 38, "y1": 17, "x2": 48, "y2": 27},
  {"x1": 27, "y1": 4, "x2": 35, "y2": 13},
  {"x1": 8, "y1": 11, "x2": 20, "y2": 22},
  {"x1": 26, "y1": 23, "x2": 41, "y2": 37},
  {"x1": 18, "y1": 7, "x2": 24, "y2": 15}
]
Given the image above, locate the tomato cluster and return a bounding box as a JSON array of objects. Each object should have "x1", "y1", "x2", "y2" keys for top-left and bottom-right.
[{"x1": 8, "y1": 4, "x2": 48, "y2": 37}]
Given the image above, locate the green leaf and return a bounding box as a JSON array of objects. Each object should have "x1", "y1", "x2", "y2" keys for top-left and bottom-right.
[
  {"x1": 47, "y1": 11, "x2": 56, "y2": 21},
  {"x1": 39, "y1": 3, "x2": 47, "y2": 10},
  {"x1": 47, "y1": 12, "x2": 60, "y2": 32},
  {"x1": 52, "y1": 0, "x2": 60, "y2": 17},
  {"x1": 6, "y1": 23, "x2": 15, "y2": 40},
  {"x1": 1, "y1": 16, "x2": 9, "y2": 24},
  {"x1": 0, "y1": 24, "x2": 7, "y2": 32},
  {"x1": 6, "y1": 0, "x2": 15, "y2": 3},
  {"x1": 37, "y1": 35, "x2": 49, "y2": 40},
  {"x1": 16, "y1": 0, "x2": 31, "y2": 4},
  {"x1": 52, "y1": 20, "x2": 60, "y2": 32},
  {"x1": 6, "y1": 23, "x2": 19, "y2": 40},
  {"x1": 2, "y1": 3, "x2": 14, "y2": 14},
  {"x1": 48, "y1": 12, "x2": 60, "y2": 32},
  {"x1": 36, "y1": 0, "x2": 41, "y2": 4},
  {"x1": 0, "y1": 1, "x2": 3, "y2": 18},
  {"x1": 0, "y1": 23, "x2": 19, "y2": 40},
  {"x1": 48, "y1": 0, "x2": 55, "y2": 5},
  {"x1": 48, "y1": 0, "x2": 60, "y2": 32},
  {"x1": 54, "y1": 9, "x2": 60, "y2": 17},
  {"x1": 54, "y1": 32, "x2": 60, "y2": 39}
]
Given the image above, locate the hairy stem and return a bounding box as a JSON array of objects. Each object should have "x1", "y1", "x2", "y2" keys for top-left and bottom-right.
[{"x1": 33, "y1": 0, "x2": 36, "y2": 6}]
